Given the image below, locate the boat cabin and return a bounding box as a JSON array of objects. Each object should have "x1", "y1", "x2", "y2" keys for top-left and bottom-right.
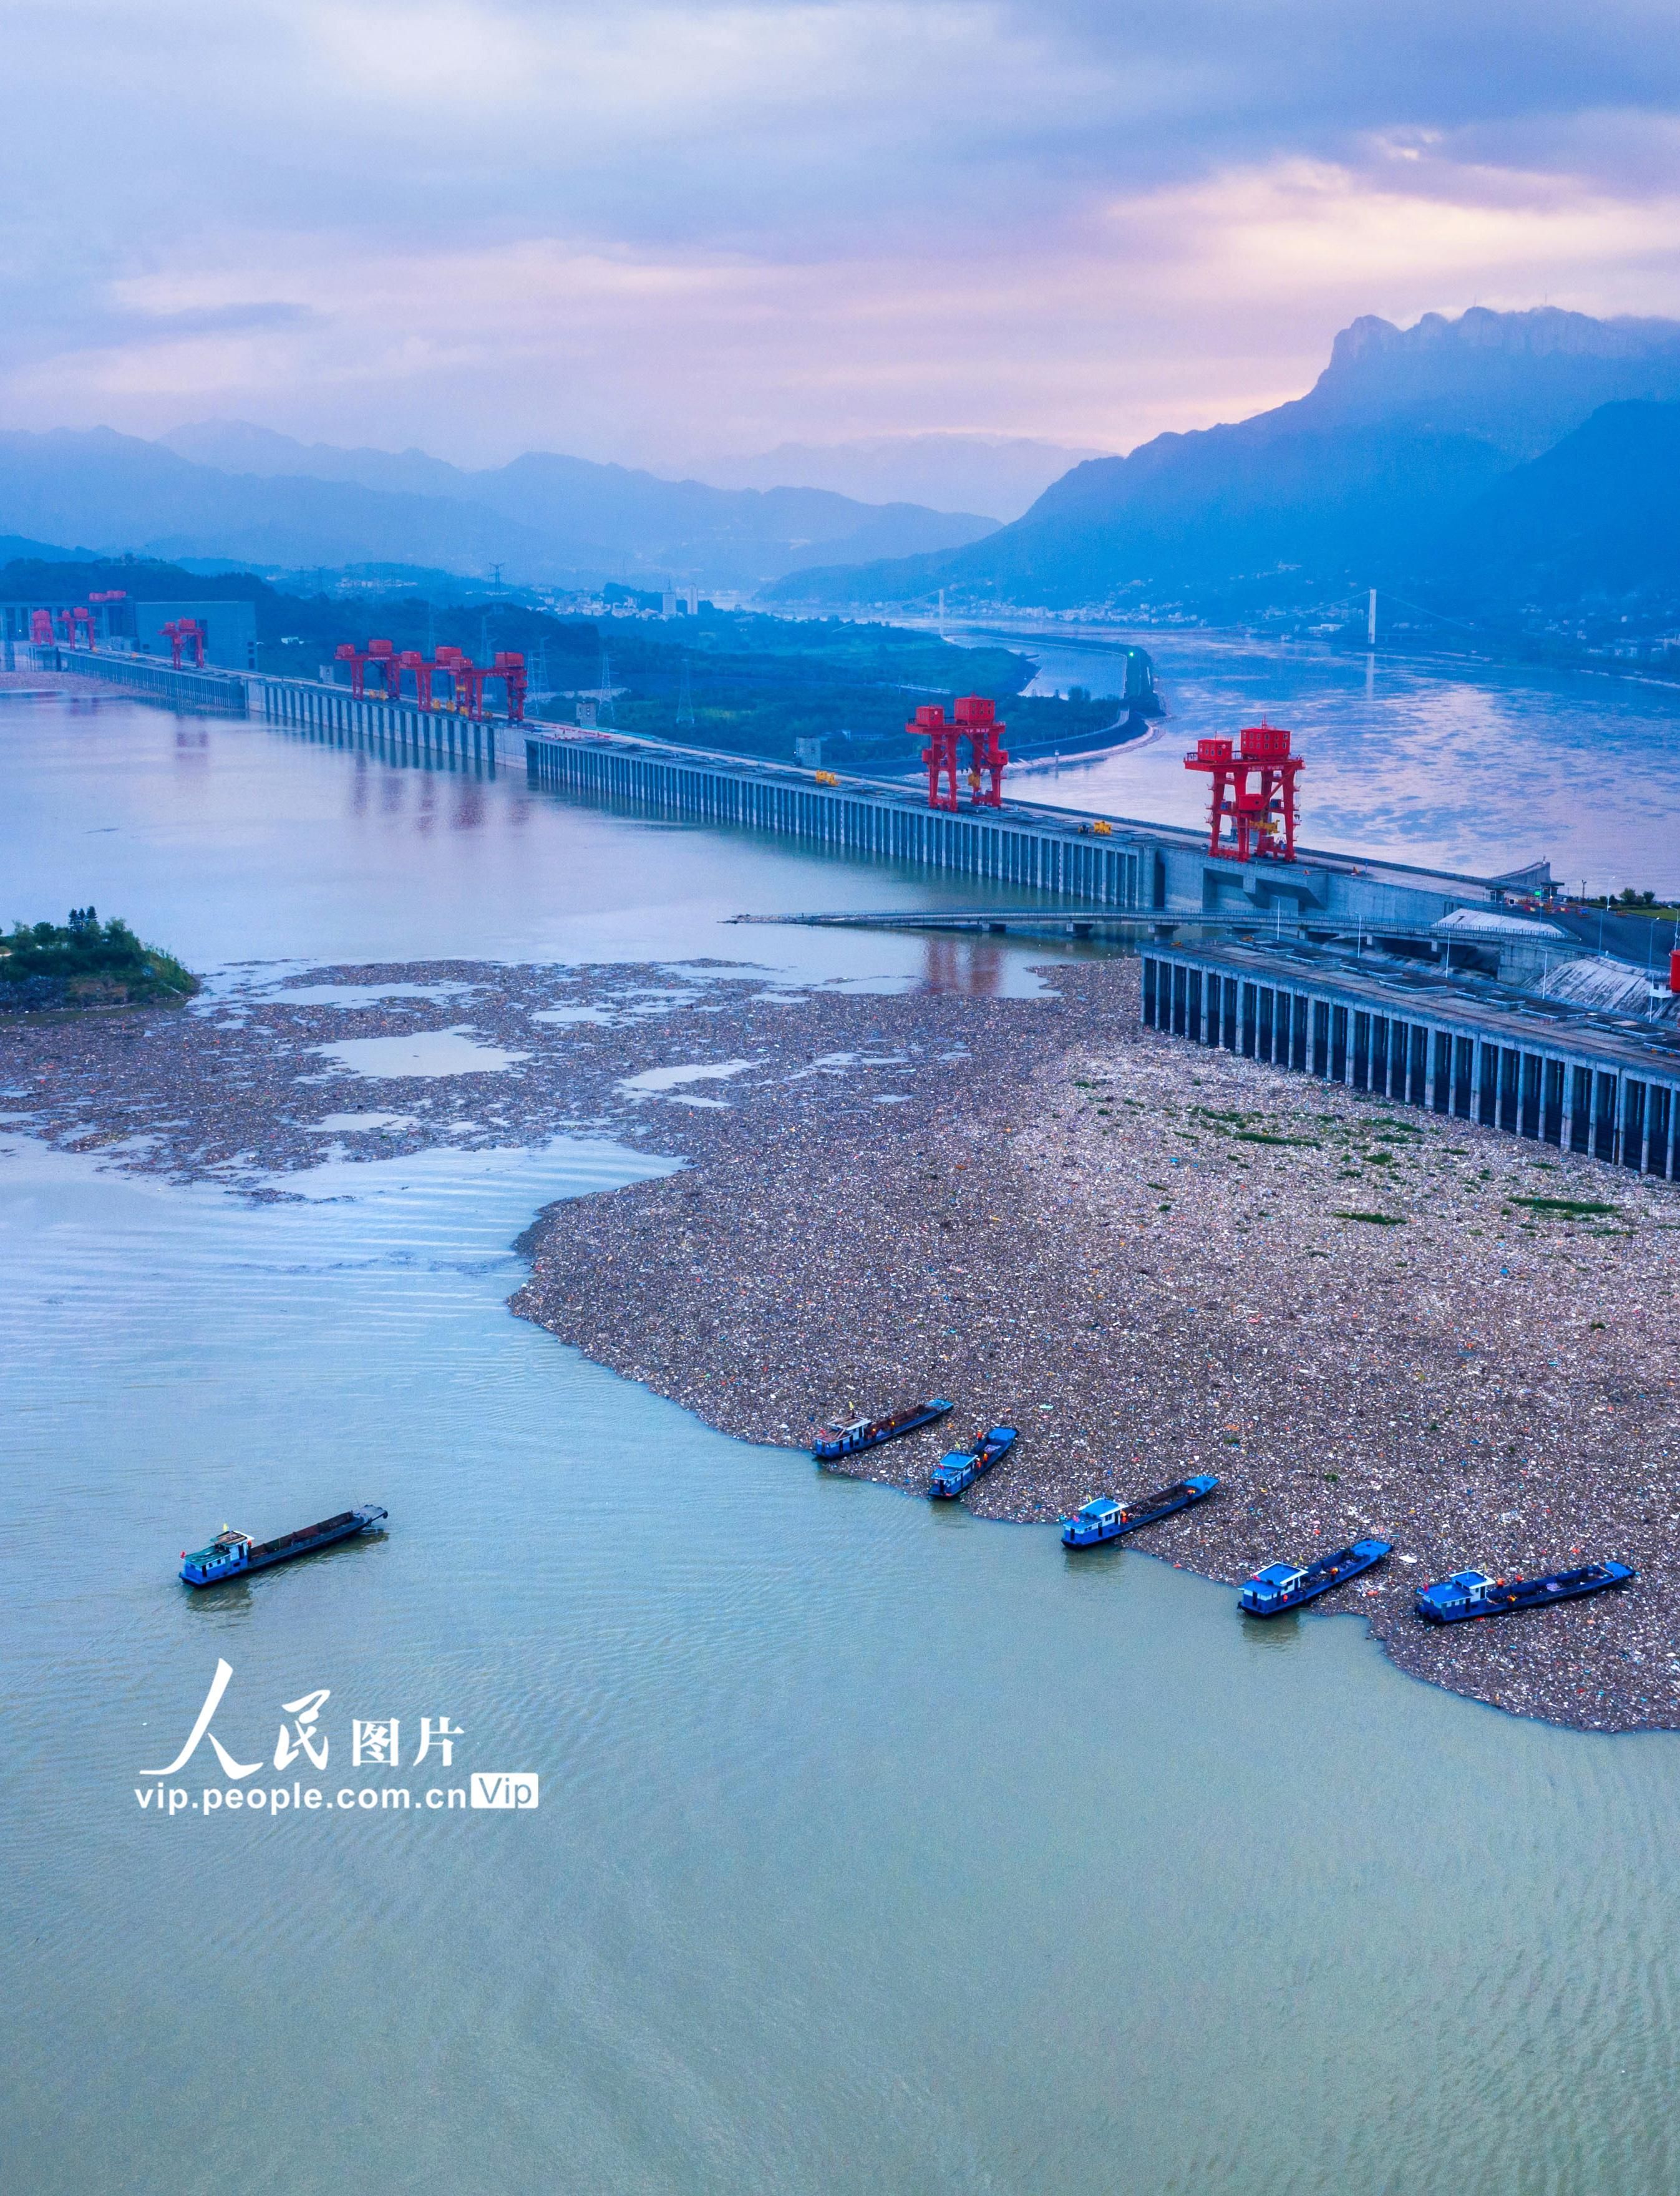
[
  {"x1": 1449, "y1": 1570, "x2": 1496, "y2": 1599},
  {"x1": 1440, "y1": 1569, "x2": 1495, "y2": 1603},
  {"x1": 1076, "y1": 1500, "x2": 1120, "y2": 1530},
  {"x1": 1414, "y1": 1569, "x2": 1497, "y2": 1618},
  {"x1": 182, "y1": 1528, "x2": 253, "y2": 1583},
  {"x1": 1248, "y1": 1563, "x2": 1306, "y2": 1600},
  {"x1": 931, "y1": 1450, "x2": 977, "y2": 1492}
]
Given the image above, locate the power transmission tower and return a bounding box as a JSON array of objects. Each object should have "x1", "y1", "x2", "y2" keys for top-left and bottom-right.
[{"x1": 598, "y1": 646, "x2": 615, "y2": 727}]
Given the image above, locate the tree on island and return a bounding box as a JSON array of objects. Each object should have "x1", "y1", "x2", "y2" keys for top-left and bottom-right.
[{"x1": 0, "y1": 912, "x2": 197, "y2": 1005}]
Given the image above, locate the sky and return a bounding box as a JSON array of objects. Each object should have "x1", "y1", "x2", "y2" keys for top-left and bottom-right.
[{"x1": 3, "y1": 0, "x2": 1679, "y2": 470}]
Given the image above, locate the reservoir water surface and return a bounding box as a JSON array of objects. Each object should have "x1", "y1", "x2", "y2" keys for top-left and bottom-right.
[
  {"x1": 968, "y1": 624, "x2": 1680, "y2": 895},
  {"x1": 4, "y1": 678, "x2": 1679, "y2": 2195}
]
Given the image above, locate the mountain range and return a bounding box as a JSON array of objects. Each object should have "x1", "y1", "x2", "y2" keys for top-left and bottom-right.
[
  {"x1": 10, "y1": 309, "x2": 1680, "y2": 616},
  {"x1": 0, "y1": 424, "x2": 998, "y2": 592},
  {"x1": 678, "y1": 435, "x2": 1106, "y2": 521},
  {"x1": 766, "y1": 308, "x2": 1680, "y2": 613}
]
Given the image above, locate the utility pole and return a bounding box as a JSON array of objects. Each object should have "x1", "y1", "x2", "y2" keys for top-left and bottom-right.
[{"x1": 1367, "y1": 588, "x2": 1377, "y2": 647}]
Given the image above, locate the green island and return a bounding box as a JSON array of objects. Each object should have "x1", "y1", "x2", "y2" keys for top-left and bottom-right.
[{"x1": 0, "y1": 910, "x2": 198, "y2": 1010}]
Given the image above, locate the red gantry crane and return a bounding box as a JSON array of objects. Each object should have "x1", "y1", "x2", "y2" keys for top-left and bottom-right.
[
  {"x1": 487, "y1": 651, "x2": 527, "y2": 722},
  {"x1": 162, "y1": 618, "x2": 206, "y2": 669},
  {"x1": 337, "y1": 638, "x2": 527, "y2": 720},
  {"x1": 396, "y1": 649, "x2": 430, "y2": 707},
  {"x1": 430, "y1": 645, "x2": 468, "y2": 711},
  {"x1": 911, "y1": 694, "x2": 1009, "y2": 811},
  {"x1": 1184, "y1": 720, "x2": 1304, "y2": 862},
  {"x1": 364, "y1": 638, "x2": 400, "y2": 701}
]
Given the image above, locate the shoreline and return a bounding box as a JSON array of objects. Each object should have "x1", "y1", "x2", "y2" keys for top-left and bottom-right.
[
  {"x1": 3, "y1": 951, "x2": 1676, "y2": 1731},
  {"x1": 941, "y1": 615, "x2": 1680, "y2": 694}
]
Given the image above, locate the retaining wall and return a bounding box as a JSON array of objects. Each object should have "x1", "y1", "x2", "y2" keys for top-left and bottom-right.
[{"x1": 1141, "y1": 944, "x2": 1680, "y2": 1177}]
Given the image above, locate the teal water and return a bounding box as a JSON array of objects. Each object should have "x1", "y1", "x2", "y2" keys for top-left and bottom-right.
[
  {"x1": 963, "y1": 624, "x2": 1680, "y2": 895},
  {"x1": 4, "y1": 691, "x2": 1680, "y2": 2195}
]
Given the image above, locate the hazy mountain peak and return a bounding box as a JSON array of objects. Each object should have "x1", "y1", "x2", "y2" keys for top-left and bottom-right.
[
  {"x1": 163, "y1": 419, "x2": 319, "y2": 469},
  {"x1": 1304, "y1": 305, "x2": 1680, "y2": 456},
  {"x1": 767, "y1": 303, "x2": 1680, "y2": 610},
  {"x1": 162, "y1": 421, "x2": 467, "y2": 498},
  {"x1": 0, "y1": 420, "x2": 995, "y2": 589},
  {"x1": 1329, "y1": 305, "x2": 1680, "y2": 369},
  {"x1": 683, "y1": 434, "x2": 1108, "y2": 521}
]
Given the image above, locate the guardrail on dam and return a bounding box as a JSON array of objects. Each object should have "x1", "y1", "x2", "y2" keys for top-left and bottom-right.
[
  {"x1": 526, "y1": 727, "x2": 1146, "y2": 905},
  {"x1": 21, "y1": 647, "x2": 502, "y2": 761},
  {"x1": 525, "y1": 725, "x2": 1526, "y2": 925},
  {"x1": 251, "y1": 674, "x2": 498, "y2": 763},
  {"x1": 22, "y1": 644, "x2": 250, "y2": 713}
]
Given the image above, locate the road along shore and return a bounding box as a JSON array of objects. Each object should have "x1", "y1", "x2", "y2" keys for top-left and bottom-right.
[{"x1": 4, "y1": 953, "x2": 1676, "y2": 1731}]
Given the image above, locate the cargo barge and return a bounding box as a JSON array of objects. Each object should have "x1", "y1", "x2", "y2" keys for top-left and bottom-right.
[
  {"x1": 813, "y1": 1398, "x2": 951, "y2": 1463},
  {"x1": 180, "y1": 1505, "x2": 388, "y2": 1586},
  {"x1": 1061, "y1": 1474, "x2": 1218, "y2": 1547},
  {"x1": 1239, "y1": 1538, "x2": 1392, "y2": 1616},
  {"x1": 1415, "y1": 1562, "x2": 1634, "y2": 1623},
  {"x1": 930, "y1": 1425, "x2": 1017, "y2": 1499}
]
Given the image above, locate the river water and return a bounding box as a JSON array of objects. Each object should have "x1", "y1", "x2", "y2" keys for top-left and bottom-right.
[
  {"x1": 5, "y1": 686, "x2": 1680, "y2": 2196},
  {"x1": 957, "y1": 623, "x2": 1680, "y2": 896}
]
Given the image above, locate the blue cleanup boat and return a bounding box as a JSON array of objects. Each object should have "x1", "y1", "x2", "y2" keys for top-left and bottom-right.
[
  {"x1": 1062, "y1": 1474, "x2": 1218, "y2": 1547},
  {"x1": 929, "y1": 1426, "x2": 1017, "y2": 1499},
  {"x1": 813, "y1": 1397, "x2": 952, "y2": 1463},
  {"x1": 1415, "y1": 1561, "x2": 1634, "y2": 1623},
  {"x1": 180, "y1": 1505, "x2": 388, "y2": 1587},
  {"x1": 1238, "y1": 1537, "x2": 1392, "y2": 1616}
]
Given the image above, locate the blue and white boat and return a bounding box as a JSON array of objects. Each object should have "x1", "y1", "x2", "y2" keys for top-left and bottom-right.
[
  {"x1": 1062, "y1": 1474, "x2": 1218, "y2": 1547},
  {"x1": 1415, "y1": 1561, "x2": 1634, "y2": 1623},
  {"x1": 813, "y1": 1397, "x2": 952, "y2": 1463},
  {"x1": 180, "y1": 1505, "x2": 388, "y2": 1586},
  {"x1": 929, "y1": 1426, "x2": 1017, "y2": 1499},
  {"x1": 1238, "y1": 1537, "x2": 1392, "y2": 1616}
]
